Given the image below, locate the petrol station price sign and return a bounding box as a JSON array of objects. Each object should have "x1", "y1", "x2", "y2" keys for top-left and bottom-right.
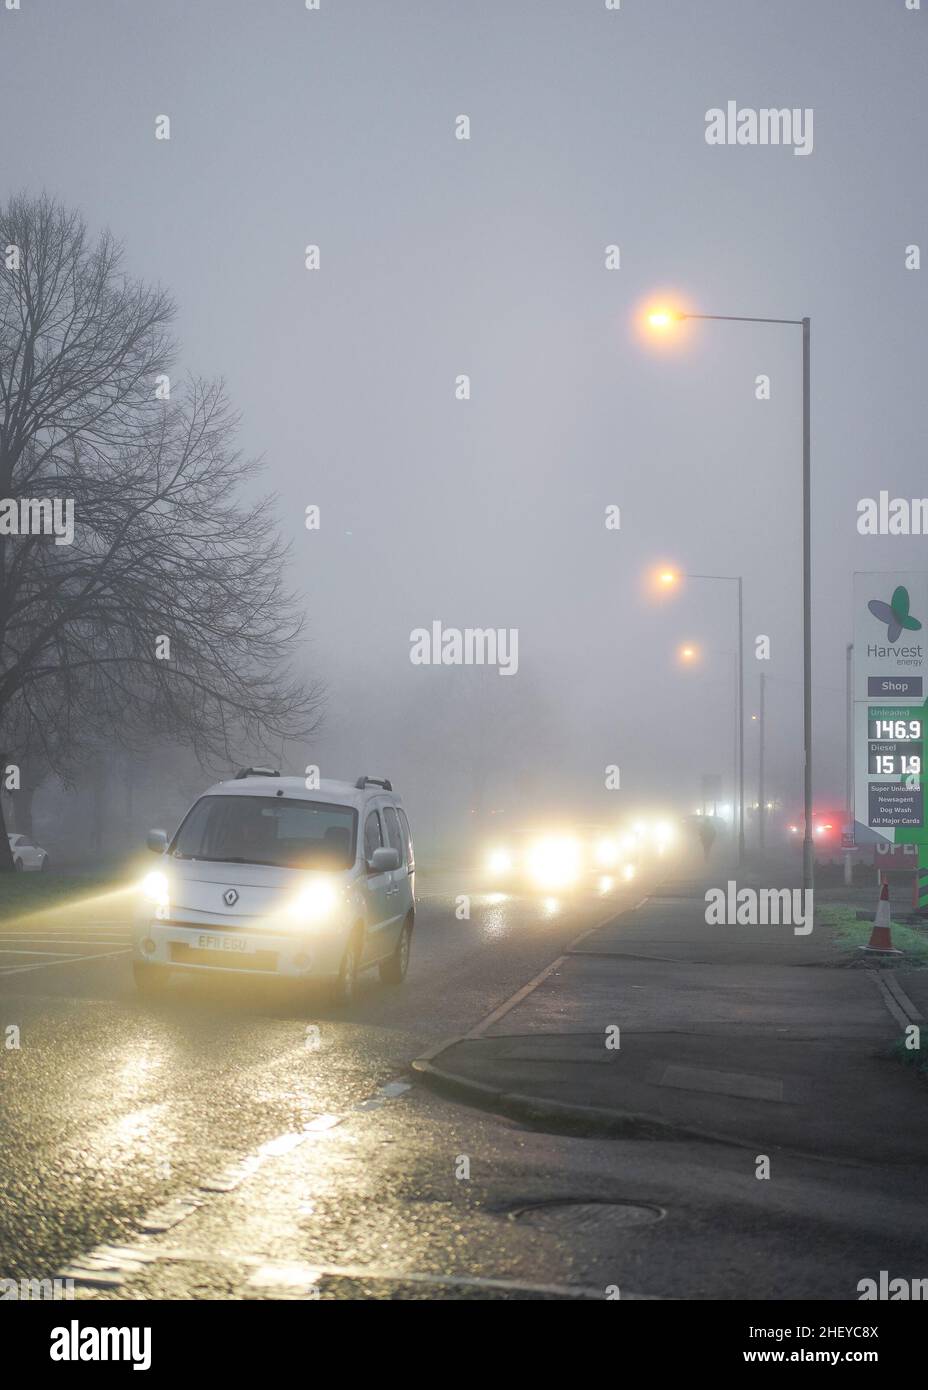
[
  {"x1": 863, "y1": 704, "x2": 923, "y2": 829},
  {"x1": 853, "y1": 573, "x2": 928, "y2": 840},
  {"x1": 867, "y1": 714, "x2": 923, "y2": 777}
]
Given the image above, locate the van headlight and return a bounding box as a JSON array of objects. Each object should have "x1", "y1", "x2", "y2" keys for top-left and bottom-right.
[
  {"x1": 487, "y1": 848, "x2": 513, "y2": 876},
  {"x1": 139, "y1": 871, "x2": 170, "y2": 909},
  {"x1": 287, "y1": 878, "x2": 338, "y2": 926}
]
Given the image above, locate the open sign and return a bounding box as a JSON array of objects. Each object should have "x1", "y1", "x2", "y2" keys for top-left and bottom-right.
[{"x1": 873, "y1": 841, "x2": 918, "y2": 864}]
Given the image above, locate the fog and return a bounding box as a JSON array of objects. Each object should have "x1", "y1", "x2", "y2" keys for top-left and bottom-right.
[{"x1": 2, "y1": 0, "x2": 926, "y2": 862}]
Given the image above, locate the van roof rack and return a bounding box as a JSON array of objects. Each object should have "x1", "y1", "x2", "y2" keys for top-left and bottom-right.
[
  {"x1": 355, "y1": 776, "x2": 392, "y2": 792},
  {"x1": 234, "y1": 766, "x2": 280, "y2": 779}
]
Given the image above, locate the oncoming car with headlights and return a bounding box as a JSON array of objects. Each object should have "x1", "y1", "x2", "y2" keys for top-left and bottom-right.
[
  {"x1": 481, "y1": 823, "x2": 644, "y2": 893},
  {"x1": 133, "y1": 770, "x2": 415, "y2": 1005},
  {"x1": 481, "y1": 815, "x2": 680, "y2": 892}
]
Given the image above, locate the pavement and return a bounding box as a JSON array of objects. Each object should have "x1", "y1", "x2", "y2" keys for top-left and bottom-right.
[{"x1": 414, "y1": 868, "x2": 928, "y2": 1164}]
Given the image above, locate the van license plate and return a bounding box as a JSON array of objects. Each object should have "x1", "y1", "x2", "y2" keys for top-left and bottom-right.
[{"x1": 197, "y1": 934, "x2": 253, "y2": 953}]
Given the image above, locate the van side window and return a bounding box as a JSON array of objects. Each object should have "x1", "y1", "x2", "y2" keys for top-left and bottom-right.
[
  {"x1": 382, "y1": 806, "x2": 404, "y2": 863},
  {"x1": 363, "y1": 810, "x2": 383, "y2": 862},
  {"x1": 397, "y1": 809, "x2": 414, "y2": 870}
]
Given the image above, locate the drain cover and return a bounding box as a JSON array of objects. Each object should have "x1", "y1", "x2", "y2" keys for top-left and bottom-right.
[{"x1": 509, "y1": 1199, "x2": 663, "y2": 1233}]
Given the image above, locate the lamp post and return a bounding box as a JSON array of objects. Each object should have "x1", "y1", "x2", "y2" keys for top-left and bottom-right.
[
  {"x1": 678, "y1": 640, "x2": 740, "y2": 856},
  {"x1": 649, "y1": 309, "x2": 813, "y2": 892},
  {"x1": 667, "y1": 573, "x2": 744, "y2": 864},
  {"x1": 758, "y1": 670, "x2": 766, "y2": 855},
  {"x1": 845, "y1": 642, "x2": 854, "y2": 887}
]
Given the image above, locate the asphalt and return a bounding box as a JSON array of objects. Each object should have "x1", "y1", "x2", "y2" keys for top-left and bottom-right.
[
  {"x1": 2, "y1": 861, "x2": 927, "y2": 1300},
  {"x1": 415, "y1": 874, "x2": 928, "y2": 1163}
]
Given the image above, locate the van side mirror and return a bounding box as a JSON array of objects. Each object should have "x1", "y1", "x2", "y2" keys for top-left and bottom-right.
[
  {"x1": 147, "y1": 829, "x2": 168, "y2": 854},
  {"x1": 370, "y1": 846, "x2": 401, "y2": 873}
]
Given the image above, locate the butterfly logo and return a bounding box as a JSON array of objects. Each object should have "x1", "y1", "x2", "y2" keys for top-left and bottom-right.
[{"x1": 868, "y1": 586, "x2": 922, "y2": 644}]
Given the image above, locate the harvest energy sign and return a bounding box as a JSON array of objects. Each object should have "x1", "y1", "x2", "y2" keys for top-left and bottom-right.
[{"x1": 853, "y1": 576, "x2": 928, "y2": 893}]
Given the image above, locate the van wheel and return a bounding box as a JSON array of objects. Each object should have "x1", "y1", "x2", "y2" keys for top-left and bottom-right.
[
  {"x1": 380, "y1": 918, "x2": 412, "y2": 985},
  {"x1": 133, "y1": 962, "x2": 171, "y2": 997},
  {"x1": 333, "y1": 932, "x2": 361, "y2": 1007}
]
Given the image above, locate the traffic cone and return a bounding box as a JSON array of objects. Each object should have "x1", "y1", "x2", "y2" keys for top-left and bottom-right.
[{"x1": 861, "y1": 879, "x2": 902, "y2": 956}]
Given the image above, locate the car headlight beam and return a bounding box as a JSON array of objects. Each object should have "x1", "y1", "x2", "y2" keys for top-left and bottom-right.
[
  {"x1": 287, "y1": 878, "x2": 338, "y2": 926},
  {"x1": 139, "y1": 870, "x2": 169, "y2": 909},
  {"x1": 528, "y1": 836, "x2": 582, "y2": 890},
  {"x1": 487, "y1": 849, "x2": 513, "y2": 876},
  {"x1": 594, "y1": 838, "x2": 618, "y2": 867}
]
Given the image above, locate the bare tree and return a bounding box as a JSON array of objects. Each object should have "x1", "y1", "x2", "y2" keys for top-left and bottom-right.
[
  {"x1": 0, "y1": 688, "x2": 57, "y2": 839},
  {"x1": 0, "y1": 194, "x2": 323, "y2": 869}
]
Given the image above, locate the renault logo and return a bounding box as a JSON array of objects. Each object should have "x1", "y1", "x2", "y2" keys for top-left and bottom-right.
[{"x1": 223, "y1": 888, "x2": 239, "y2": 907}]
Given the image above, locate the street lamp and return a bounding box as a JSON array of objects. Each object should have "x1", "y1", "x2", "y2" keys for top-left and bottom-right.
[
  {"x1": 645, "y1": 307, "x2": 813, "y2": 892},
  {"x1": 677, "y1": 640, "x2": 741, "y2": 857},
  {"x1": 659, "y1": 569, "x2": 745, "y2": 866}
]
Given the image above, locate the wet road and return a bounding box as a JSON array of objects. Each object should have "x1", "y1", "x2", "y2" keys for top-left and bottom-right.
[{"x1": 1, "y1": 874, "x2": 925, "y2": 1300}]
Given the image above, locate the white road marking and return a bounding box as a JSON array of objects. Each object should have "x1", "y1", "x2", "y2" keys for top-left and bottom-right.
[
  {"x1": 198, "y1": 1156, "x2": 263, "y2": 1194},
  {"x1": 55, "y1": 1088, "x2": 410, "y2": 1292},
  {"x1": 0, "y1": 948, "x2": 91, "y2": 956},
  {"x1": 379, "y1": 1080, "x2": 412, "y2": 1098},
  {"x1": 58, "y1": 1244, "x2": 159, "y2": 1288},
  {"x1": 0, "y1": 931, "x2": 129, "y2": 940},
  {"x1": 66, "y1": 1245, "x2": 620, "y2": 1300},
  {"x1": 137, "y1": 1198, "x2": 204, "y2": 1234},
  {"x1": 303, "y1": 1113, "x2": 342, "y2": 1132},
  {"x1": 0, "y1": 947, "x2": 131, "y2": 975},
  {"x1": 258, "y1": 1131, "x2": 307, "y2": 1157},
  {"x1": 244, "y1": 1262, "x2": 322, "y2": 1297},
  {"x1": 353, "y1": 1079, "x2": 414, "y2": 1111},
  {"x1": 0, "y1": 939, "x2": 128, "y2": 947}
]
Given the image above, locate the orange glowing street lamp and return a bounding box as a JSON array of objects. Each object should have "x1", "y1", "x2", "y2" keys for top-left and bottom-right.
[
  {"x1": 647, "y1": 309, "x2": 685, "y2": 332},
  {"x1": 640, "y1": 300, "x2": 813, "y2": 890},
  {"x1": 649, "y1": 566, "x2": 682, "y2": 597},
  {"x1": 650, "y1": 563, "x2": 745, "y2": 864},
  {"x1": 678, "y1": 641, "x2": 740, "y2": 844}
]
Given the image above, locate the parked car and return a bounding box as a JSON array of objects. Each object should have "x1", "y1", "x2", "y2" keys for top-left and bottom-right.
[
  {"x1": 133, "y1": 770, "x2": 415, "y2": 1004},
  {"x1": 7, "y1": 833, "x2": 49, "y2": 872}
]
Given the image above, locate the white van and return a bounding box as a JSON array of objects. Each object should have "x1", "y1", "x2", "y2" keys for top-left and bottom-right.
[{"x1": 133, "y1": 771, "x2": 415, "y2": 1005}]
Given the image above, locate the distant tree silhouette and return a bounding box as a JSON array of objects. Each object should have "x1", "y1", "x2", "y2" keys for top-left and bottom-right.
[{"x1": 0, "y1": 194, "x2": 323, "y2": 869}]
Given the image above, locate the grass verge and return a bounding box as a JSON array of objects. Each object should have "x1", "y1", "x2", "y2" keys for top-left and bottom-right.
[
  {"x1": 885, "y1": 1036, "x2": 928, "y2": 1078},
  {"x1": 817, "y1": 903, "x2": 928, "y2": 964}
]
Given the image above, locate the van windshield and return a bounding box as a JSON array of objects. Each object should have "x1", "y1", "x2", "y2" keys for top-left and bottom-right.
[{"x1": 171, "y1": 796, "x2": 357, "y2": 870}]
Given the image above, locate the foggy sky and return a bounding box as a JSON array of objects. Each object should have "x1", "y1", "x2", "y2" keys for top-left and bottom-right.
[{"x1": 3, "y1": 0, "x2": 926, "y2": 838}]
